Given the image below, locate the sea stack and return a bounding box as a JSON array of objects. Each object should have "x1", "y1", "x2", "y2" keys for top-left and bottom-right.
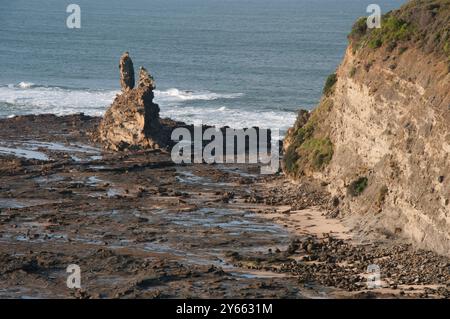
[{"x1": 99, "y1": 52, "x2": 168, "y2": 151}]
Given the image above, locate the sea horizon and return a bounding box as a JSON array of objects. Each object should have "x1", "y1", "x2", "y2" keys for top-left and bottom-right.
[{"x1": 0, "y1": 0, "x2": 404, "y2": 133}]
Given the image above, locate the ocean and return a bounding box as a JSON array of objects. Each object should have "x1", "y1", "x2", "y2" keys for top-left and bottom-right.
[{"x1": 0, "y1": 0, "x2": 404, "y2": 133}]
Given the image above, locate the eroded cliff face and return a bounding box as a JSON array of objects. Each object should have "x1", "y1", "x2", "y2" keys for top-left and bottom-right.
[{"x1": 284, "y1": 0, "x2": 450, "y2": 255}]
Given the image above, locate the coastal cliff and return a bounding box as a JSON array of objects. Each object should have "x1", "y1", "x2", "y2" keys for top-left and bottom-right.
[{"x1": 283, "y1": 0, "x2": 450, "y2": 255}]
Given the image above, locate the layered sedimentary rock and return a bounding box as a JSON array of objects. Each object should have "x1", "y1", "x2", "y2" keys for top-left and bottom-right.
[
  {"x1": 99, "y1": 53, "x2": 171, "y2": 151},
  {"x1": 283, "y1": 0, "x2": 450, "y2": 255}
]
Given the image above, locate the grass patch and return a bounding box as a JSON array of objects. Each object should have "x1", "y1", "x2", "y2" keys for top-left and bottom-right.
[
  {"x1": 349, "y1": 14, "x2": 414, "y2": 51},
  {"x1": 349, "y1": 17, "x2": 368, "y2": 41},
  {"x1": 348, "y1": 177, "x2": 368, "y2": 196},
  {"x1": 368, "y1": 16, "x2": 413, "y2": 50},
  {"x1": 368, "y1": 38, "x2": 383, "y2": 49},
  {"x1": 323, "y1": 73, "x2": 337, "y2": 95},
  {"x1": 383, "y1": 16, "x2": 413, "y2": 41},
  {"x1": 284, "y1": 99, "x2": 334, "y2": 176},
  {"x1": 349, "y1": 1, "x2": 450, "y2": 59},
  {"x1": 299, "y1": 138, "x2": 334, "y2": 170},
  {"x1": 284, "y1": 146, "x2": 299, "y2": 173},
  {"x1": 284, "y1": 120, "x2": 315, "y2": 174}
]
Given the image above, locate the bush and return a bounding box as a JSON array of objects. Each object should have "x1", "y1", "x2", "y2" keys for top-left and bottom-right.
[
  {"x1": 371, "y1": 16, "x2": 413, "y2": 49},
  {"x1": 349, "y1": 17, "x2": 368, "y2": 41},
  {"x1": 348, "y1": 177, "x2": 368, "y2": 196},
  {"x1": 383, "y1": 16, "x2": 412, "y2": 41},
  {"x1": 284, "y1": 145, "x2": 299, "y2": 174},
  {"x1": 283, "y1": 100, "x2": 334, "y2": 175},
  {"x1": 351, "y1": 14, "x2": 414, "y2": 51},
  {"x1": 323, "y1": 73, "x2": 337, "y2": 95},
  {"x1": 283, "y1": 120, "x2": 315, "y2": 174},
  {"x1": 368, "y1": 38, "x2": 383, "y2": 49},
  {"x1": 299, "y1": 138, "x2": 334, "y2": 170}
]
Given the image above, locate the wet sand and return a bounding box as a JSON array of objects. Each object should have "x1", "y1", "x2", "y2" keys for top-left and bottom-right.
[{"x1": 0, "y1": 114, "x2": 448, "y2": 299}]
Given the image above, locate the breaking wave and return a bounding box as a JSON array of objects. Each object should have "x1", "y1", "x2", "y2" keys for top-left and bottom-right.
[
  {"x1": 155, "y1": 88, "x2": 244, "y2": 102},
  {"x1": 0, "y1": 82, "x2": 295, "y2": 133}
]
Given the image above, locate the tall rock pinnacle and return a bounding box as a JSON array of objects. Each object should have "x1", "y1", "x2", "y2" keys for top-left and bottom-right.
[
  {"x1": 138, "y1": 67, "x2": 156, "y2": 90},
  {"x1": 99, "y1": 53, "x2": 172, "y2": 151},
  {"x1": 119, "y1": 52, "x2": 135, "y2": 91}
]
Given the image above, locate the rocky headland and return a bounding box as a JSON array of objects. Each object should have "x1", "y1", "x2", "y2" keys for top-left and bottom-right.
[{"x1": 283, "y1": 0, "x2": 450, "y2": 256}]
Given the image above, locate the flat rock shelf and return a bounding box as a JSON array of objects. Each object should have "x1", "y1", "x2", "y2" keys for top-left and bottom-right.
[{"x1": 0, "y1": 114, "x2": 448, "y2": 299}]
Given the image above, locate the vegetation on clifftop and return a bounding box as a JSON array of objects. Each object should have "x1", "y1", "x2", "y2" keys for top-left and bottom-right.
[
  {"x1": 348, "y1": 0, "x2": 450, "y2": 60},
  {"x1": 323, "y1": 73, "x2": 337, "y2": 95},
  {"x1": 350, "y1": 15, "x2": 414, "y2": 49},
  {"x1": 370, "y1": 16, "x2": 414, "y2": 49}
]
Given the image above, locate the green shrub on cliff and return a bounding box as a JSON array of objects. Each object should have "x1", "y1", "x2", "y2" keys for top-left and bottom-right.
[
  {"x1": 367, "y1": 16, "x2": 413, "y2": 50},
  {"x1": 299, "y1": 138, "x2": 334, "y2": 170},
  {"x1": 284, "y1": 120, "x2": 315, "y2": 174},
  {"x1": 349, "y1": 17, "x2": 368, "y2": 41},
  {"x1": 284, "y1": 99, "x2": 334, "y2": 176},
  {"x1": 348, "y1": 177, "x2": 368, "y2": 196},
  {"x1": 284, "y1": 135, "x2": 334, "y2": 175},
  {"x1": 284, "y1": 145, "x2": 300, "y2": 173},
  {"x1": 368, "y1": 38, "x2": 383, "y2": 49},
  {"x1": 383, "y1": 16, "x2": 413, "y2": 41},
  {"x1": 349, "y1": 0, "x2": 450, "y2": 58},
  {"x1": 323, "y1": 73, "x2": 337, "y2": 95},
  {"x1": 349, "y1": 12, "x2": 415, "y2": 50}
]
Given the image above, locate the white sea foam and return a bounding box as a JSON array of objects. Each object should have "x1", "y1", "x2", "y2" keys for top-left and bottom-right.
[
  {"x1": 155, "y1": 88, "x2": 243, "y2": 102},
  {"x1": 0, "y1": 83, "x2": 296, "y2": 133},
  {"x1": 17, "y1": 82, "x2": 35, "y2": 89},
  {"x1": 0, "y1": 83, "x2": 117, "y2": 117},
  {"x1": 162, "y1": 105, "x2": 295, "y2": 133}
]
